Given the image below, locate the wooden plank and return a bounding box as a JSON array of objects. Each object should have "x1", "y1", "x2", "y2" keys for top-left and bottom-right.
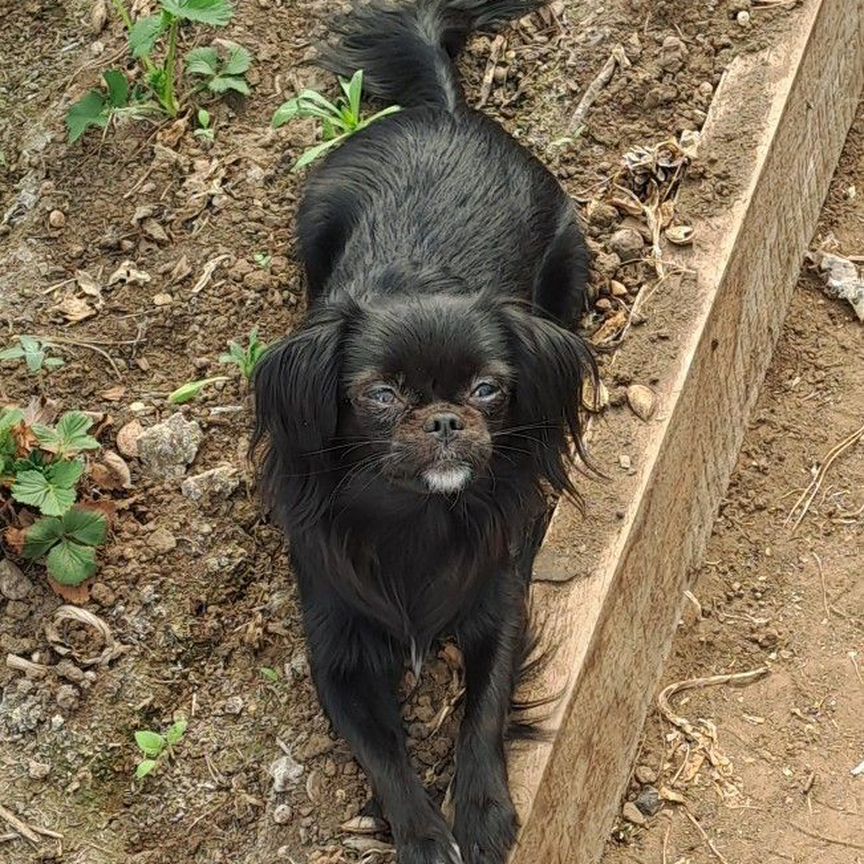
[{"x1": 508, "y1": 1, "x2": 864, "y2": 861}]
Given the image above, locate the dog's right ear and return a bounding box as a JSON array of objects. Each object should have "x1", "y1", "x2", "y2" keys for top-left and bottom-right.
[{"x1": 252, "y1": 302, "x2": 352, "y2": 528}]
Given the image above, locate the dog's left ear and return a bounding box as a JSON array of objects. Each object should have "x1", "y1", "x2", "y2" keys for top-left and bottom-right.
[
  {"x1": 252, "y1": 301, "x2": 353, "y2": 527},
  {"x1": 500, "y1": 303, "x2": 597, "y2": 495}
]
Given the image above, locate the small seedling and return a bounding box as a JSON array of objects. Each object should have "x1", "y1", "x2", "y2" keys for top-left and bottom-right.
[
  {"x1": 219, "y1": 329, "x2": 267, "y2": 381},
  {"x1": 272, "y1": 69, "x2": 401, "y2": 171},
  {"x1": 259, "y1": 667, "x2": 279, "y2": 684},
  {"x1": 0, "y1": 335, "x2": 65, "y2": 374},
  {"x1": 134, "y1": 719, "x2": 188, "y2": 779},
  {"x1": 66, "y1": 70, "x2": 132, "y2": 143},
  {"x1": 193, "y1": 107, "x2": 215, "y2": 141},
  {"x1": 186, "y1": 41, "x2": 252, "y2": 96},
  {"x1": 1, "y1": 409, "x2": 108, "y2": 586},
  {"x1": 253, "y1": 252, "x2": 271, "y2": 270},
  {"x1": 168, "y1": 375, "x2": 228, "y2": 404}
]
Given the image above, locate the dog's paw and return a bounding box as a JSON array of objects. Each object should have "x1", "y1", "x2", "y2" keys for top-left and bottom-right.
[
  {"x1": 453, "y1": 794, "x2": 518, "y2": 864},
  {"x1": 396, "y1": 835, "x2": 463, "y2": 864}
]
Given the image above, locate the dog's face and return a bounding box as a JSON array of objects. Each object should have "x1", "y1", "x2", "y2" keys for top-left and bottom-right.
[
  {"x1": 340, "y1": 296, "x2": 513, "y2": 494},
  {"x1": 253, "y1": 286, "x2": 594, "y2": 524}
]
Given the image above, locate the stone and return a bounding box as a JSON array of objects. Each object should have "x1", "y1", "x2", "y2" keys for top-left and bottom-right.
[
  {"x1": 634, "y1": 765, "x2": 657, "y2": 785},
  {"x1": 608, "y1": 228, "x2": 644, "y2": 262},
  {"x1": 89, "y1": 582, "x2": 116, "y2": 606},
  {"x1": 55, "y1": 660, "x2": 85, "y2": 683},
  {"x1": 0, "y1": 559, "x2": 33, "y2": 600},
  {"x1": 137, "y1": 413, "x2": 202, "y2": 480},
  {"x1": 56, "y1": 685, "x2": 79, "y2": 711},
  {"x1": 181, "y1": 464, "x2": 240, "y2": 502},
  {"x1": 635, "y1": 785, "x2": 663, "y2": 817},
  {"x1": 223, "y1": 695, "x2": 244, "y2": 715},
  {"x1": 272, "y1": 804, "x2": 293, "y2": 825},
  {"x1": 622, "y1": 801, "x2": 647, "y2": 826},
  {"x1": 148, "y1": 527, "x2": 177, "y2": 555},
  {"x1": 586, "y1": 201, "x2": 618, "y2": 229},
  {"x1": 48, "y1": 209, "x2": 66, "y2": 228},
  {"x1": 299, "y1": 733, "x2": 335, "y2": 761},
  {"x1": 305, "y1": 768, "x2": 326, "y2": 803},
  {"x1": 28, "y1": 760, "x2": 51, "y2": 780},
  {"x1": 270, "y1": 753, "x2": 303, "y2": 792}
]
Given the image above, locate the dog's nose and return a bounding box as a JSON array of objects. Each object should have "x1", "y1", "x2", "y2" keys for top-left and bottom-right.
[{"x1": 423, "y1": 412, "x2": 465, "y2": 440}]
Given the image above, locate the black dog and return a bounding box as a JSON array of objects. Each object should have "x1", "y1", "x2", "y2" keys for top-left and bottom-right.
[{"x1": 254, "y1": 2, "x2": 595, "y2": 861}]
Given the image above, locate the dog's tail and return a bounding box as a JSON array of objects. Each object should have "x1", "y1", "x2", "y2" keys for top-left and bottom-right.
[{"x1": 318, "y1": 0, "x2": 544, "y2": 112}]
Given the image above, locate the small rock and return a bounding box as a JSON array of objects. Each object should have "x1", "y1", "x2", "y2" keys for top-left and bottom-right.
[
  {"x1": 626, "y1": 384, "x2": 658, "y2": 421},
  {"x1": 116, "y1": 419, "x2": 144, "y2": 458},
  {"x1": 586, "y1": 201, "x2": 619, "y2": 229},
  {"x1": 138, "y1": 413, "x2": 203, "y2": 480},
  {"x1": 89, "y1": 582, "x2": 116, "y2": 606},
  {"x1": 48, "y1": 209, "x2": 66, "y2": 229},
  {"x1": 243, "y1": 270, "x2": 273, "y2": 292},
  {"x1": 635, "y1": 765, "x2": 657, "y2": 785},
  {"x1": 300, "y1": 733, "x2": 335, "y2": 761},
  {"x1": 622, "y1": 801, "x2": 647, "y2": 826},
  {"x1": 270, "y1": 753, "x2": 303, "y2": 792},
  {"x1": 0, "y1": 559, "x2": 33, "y2": 600},
  {"x1": 658, "y1": 35, "x2": 688, "y2": 73},
  {"x1": 5, "y1": 600, "x2": 29, "y2": 621},
  {"x1": 595, "y1": 297, "x2": 612, "y2": 312},
  {"x1": 55, "y1": 660, "x2": 85, "y2": 683},
  {"x1": 594, "y1": 250, "x2": 622, "y2": 277},
  {"x1": 610, "y1": 280, "x2": 629, "y2": 298},
  {"x1": 341, "y1": 815, "x2": 387, "y2": 835},
  {"x1": 148, "y1": 527, "x2": 177, "y2": 555},
  {"x1": 56, "y1": 685, "x2": 79, "y2": 711},
  {"x1": 305, "y1": 768, "x2": 326, "y2": 803},
  {"x1": 141, "y1": 218, "x2": 169, "y2": 244},
  {"x1": 181, "y1": 464, "x2": 240, "y2": 502},
  {"x1": 619, "y1": 454, "x2": 632, "y2": 470},
  {"x1": 736, "y1": 9, "x2": 751, "y2": 26},
  {"x1": 152, "y1": 292, "x2": 173, "y2": 306},
  {"x1": 223, "y1": 695, "x2": 244, "y2": 715},
  {"x1": 28, "y1": 760, "x2": 51, "y2": 780},
  {"x1": 608, "y1": 228, "x2": 644, "y2": 261},
  {"x1": 272, "y1": 804, "x2": 293, "y2": 825},
  {"x1": 90, "y1": 40, "x2": 105, "y2": 55},
  {"x1": 635, "y1": 785, "x2": 663, "y2": 817}
]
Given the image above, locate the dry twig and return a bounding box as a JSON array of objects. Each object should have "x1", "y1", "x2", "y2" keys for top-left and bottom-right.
[
  {"x1": 791, "y1": 822, "x2": 864, "y2": 851},
  {"x1": 0, "y1": 804, "x2": 41, "y2": 846},
  {"x1": 685, "y1": 810, "x2": 732, "y2": 864}
]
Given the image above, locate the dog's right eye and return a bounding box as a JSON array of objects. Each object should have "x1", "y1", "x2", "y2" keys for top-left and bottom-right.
[{"x1": 368, "y1": 386, "x2": 397, "y2": 405}]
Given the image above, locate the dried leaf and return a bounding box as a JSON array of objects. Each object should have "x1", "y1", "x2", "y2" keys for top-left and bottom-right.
[
  {"x1": 108, "y1": 260, "x2": 151, "y2": 286},
  {"x1": 169, "y1": 255, "x2": 192, "y2": 285},
  {"x1": 590, "y1": 309, "x2": 628, "y2": 346},
  {"x1": 75, "y1": 269, "x2": 102, "y2": 297},
  {"x1": 55, "y1": 294, "x2": 97, "y2": 323},
  {"x1": 665, "y1": 225, "x2": 695, "y2": 245},
  {"x1": 90, "y1": 450, "x2": 132, "y2": 490},
  {"x1": 5, "y1": 526, "x2": 28, "y2": 555},
  {"x1": 100, "y1": 385, "x2": 126, "y2": 402},
  {"x1": 582, "y1": 377, "x2": 609, "y2": 413},
  {"x1": 141, "y1": 218, "x2": 169, "y2": 244},
  {"x1": 116, "y1": 419, "x2": 144, "y2": 457},
  {"x1": 48, "y1": 576, "x2": 91, "y2": 605}
]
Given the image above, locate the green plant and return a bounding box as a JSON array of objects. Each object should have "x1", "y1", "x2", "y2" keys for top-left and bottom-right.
[
  {"x1": 68, "y1": 0, "x2": 250, "y2": 141},
  {"x1": 134, "y1": 719, "x2": 188, "y2": 779},
  {"x1": 186, "y1": 41, "x2": 252, "y2": 96},
  {"x1": 193, "y1": 107, "x2": 215, "y2": 141},
  {"x1": 272, "y1": 70, "x2": 401, "y2": 171},
  {"x1": 259, "y1": 666, "x2": 279, "y2": 683},
  {"x1": 167, "y1": 375, "x2": 228, "y2": 404},
  {"x1": 219, "y1": 329, "x2": 267, "y2": 381},
  {"x1": 253, "y1": 252, "x2": 271, "y2": 270},
  {"x1": 1, "y1": 409, "x2": 107, "y2": 586},
  {"x1": 0, "y1": 335, "x2": 65, "y2": 373}
]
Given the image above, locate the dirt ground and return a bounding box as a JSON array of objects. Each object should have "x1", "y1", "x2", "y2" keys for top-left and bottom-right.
[
  {"x1": 601, "y1": 111, "x2": 864, "y2": 863},
  {"x1": 0, "y1": 1, "x2": 847, "y2": 863}
]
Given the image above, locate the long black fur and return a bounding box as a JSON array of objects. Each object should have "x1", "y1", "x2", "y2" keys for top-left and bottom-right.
[{"x1": 253, "y1": 2, "x2": 596, "y2": 862}]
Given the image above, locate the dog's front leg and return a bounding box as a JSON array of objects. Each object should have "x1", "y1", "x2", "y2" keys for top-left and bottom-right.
[
  {"x1": 304, "y1": 610, "x2": 462, "y2": 864},
  {"x1": 453, "y1": 581, "x2": 524, "y2": 864}
]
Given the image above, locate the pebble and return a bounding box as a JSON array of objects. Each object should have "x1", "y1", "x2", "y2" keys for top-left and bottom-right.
[
  {"x1": 28, "y1": 760, "x2": 51, "y2": 780},
  {"x1": 137, "y1": 413, "x2": 203, "y2": 480},
  {"x1": 300, "y1": 733, "x2": 336, "y2": 762},
  {"x1": 622, "y1": 801, "x2": 647, "y2": 826},
  {"x1": 272, "y1": 804, "x2": 293, "y2": 825},
  {"x1": 181, "y1": 464, "x2": 240, "y2": 502},
  {"x1": 271, "y1": 753, "x2": 303, "y2": 792},
  {"x1": 635, "y1": 785, "x2": 663, "y2": 817},
  {"x1": 626, "y1": 384, "x2": 658, "y2": 421},
  {"x1": 55, "y1": 660, "x2": 85, "y2": 683},
  {"x1": 56, "y1": 685, "x2": 79, "y2": 711},
  {"x1": 634, "y1": 765, "x2": 657, "y2": 785},
  {"x1": 48, "y1": 209, "x2": 66, "y2": 228},
  {"x1": 0, "y1": 559, "x2": 33, "y2": 600},
  {"x1": 152, "y1": 292, "x2": 173, "y2": 306},
  {"x1": 5, "y1": 600, "x2": 29, "y2": 621},
  {"x1": 619, "y1": 454, "x2": 632, "y2": 470},
  {"x1": 305, "y1": 768, "x2": 326, "y2": 803},
  {"x1": 223, "y1": 695, "x2": 244, "y2": 715},
  {"x1": 607, "y1": 228, "x2": 644, "y2": 262},
  {"x1": 148, "y1": 527, "x2": 177, "y2": 555},
  {"x1": 610, "y1": 280, "x2": 629, "y2": 298},
  {"x1": 736, "y1": 9, "x2": 751, "y2": 26},
  {"x1": 90, "y1": 40, "x2": 105, "y2": 55},
  {"x1": 586, "y1": 201, "x2": 618, "y2": 229},
  {"x1": 89, "y1": 582, "x2": 116, "y2": 606}
]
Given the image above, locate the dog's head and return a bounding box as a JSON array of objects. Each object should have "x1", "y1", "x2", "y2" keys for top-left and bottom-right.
[{"x1": 253, "y1": 269, "x2": 595, "y2": 527}]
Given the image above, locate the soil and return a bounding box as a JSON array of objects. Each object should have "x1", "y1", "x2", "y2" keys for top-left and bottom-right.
[
  {"x1": 600, "y1": 109, "x2": 864, "y2": 863},
  {"x1": 0, "y1": 1, "x2": 837, "y2": 864}
]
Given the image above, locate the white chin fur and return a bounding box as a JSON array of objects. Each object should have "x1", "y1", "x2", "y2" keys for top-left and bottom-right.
[{"x1": 423, "y1": 465, "x2": 472, "y2": 494}]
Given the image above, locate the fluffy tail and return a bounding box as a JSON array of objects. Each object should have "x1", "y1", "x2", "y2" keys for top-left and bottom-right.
[{"x1": 318, "y1": 0, "x2": 545, "y2": 111}]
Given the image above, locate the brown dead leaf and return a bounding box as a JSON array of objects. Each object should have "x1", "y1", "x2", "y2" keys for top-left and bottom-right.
[
  {"x1": 77, "y1": 499, "x2": 118, "y2": 522},
  {"x1": 11, "y1": 421, "x2": 39, "y2": 457},
  {"x1": 157, "y1": 116, "x2": 188, "y2": 148},
  {"x1": 141, "y1": 218, "x2": 170, "y2": 244},
  {"x1": 55, "y1": 294, "x2": 96, "y2": 323},
  {"x1": 169, "y1": 254, "x2": 192, "y2": 285},
  {"x1": 104, "y1": 450, "x2": 132, "y2": 489},
  {"x1": 116, "y1": 419, "x2": 143, "y2": 458},
  {"x1": 75, "y1": 269, "x2": 102, "y2": 297},
  {"x1": 108, "y1": 260, "x2": 151, "y2": 286},
  {"x1": 48, "y1": 577, "x2": 91, "y2": 605},
  {"x1": 590, "y1": 308, "x2": 628, "y2": 346},
  {"x1": 100, "y1": 385, "x2": 126, "y2": 402},
  {"x1": 5, "y1": 526, "x2": 27, "y2": 555}
]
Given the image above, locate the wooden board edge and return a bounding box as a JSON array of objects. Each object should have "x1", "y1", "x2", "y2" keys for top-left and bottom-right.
[{"x1": 508, "y1": 0, "x2": 864, "y2": 861}]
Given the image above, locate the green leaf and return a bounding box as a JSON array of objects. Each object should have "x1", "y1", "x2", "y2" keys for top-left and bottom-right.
[
  {"x1": 11, "y1": 467, "x2": 79, "y2": 516},
  {"x1": 104, "y1": 70, "x2": 130, "y2": 108},
  {"x1": 135, "y1": 730, "x2": 166, "y2": 758},
  {"x1": 46, "y1": 539, "x2": 97, "y2": 585},
  {"x1": 292, "y1": 137, "x2": 345, "y2": 172},
  {"x1": 208, "y1": 75, "x2": 249, "y2": 95},
  {"x1": 166, "y1": 720, "x2": 188, "y2": 746},
  {"x1": 0, "y1": 346, "x2": 25, "y2": 361},
  {"x1": 346, "y1": 69, "x2": 363, "y2": 122},
  {"x1": 66, "y1": 90, "x2": 109, "y2": 143},
  {"x1": 129, "y1": 14, "x2": 167, "y2": 58},
  {"x1": 260, "y1": 667, "x2": 279, "y2": 683},
  {"x1": 159, "y1": 0, "x2": 234, "y2": 26},
  {"x1": 35, "y1": 411, "x2": 99, "y2": 457},
  {"x1": 44, "y1": 357, "x2": 65, "y2": 369},
  {"x1": 47, "y1": 459, "x2": 85, "y2": 490},
  {"x1": 23, "y1": 516, "x2": 64, "y2": 560},
  {"x1": 272, "y1": 99, "x2": 300, "y2": 128},
  {"x1": 62, "y1": 507, "x2": 108, "y2": 547},
  {"x1": 222, "y1": 42, "x2": 252, "y2": 76},
  {"x1": 185, "y1": 46, "x2": 220, "y2": 77},
  {"x1": 135, "y1": 759, "x2": 158, "y2": 779},
  {"x1": 168, "y1": 376, "x2": 227, "y2": 404},
  {"x1": 197, "y1": 108, "x2": 211, "y2": 128},
  {"x1": 0, "y1": 409, "x2": 24, "y2": 432}
]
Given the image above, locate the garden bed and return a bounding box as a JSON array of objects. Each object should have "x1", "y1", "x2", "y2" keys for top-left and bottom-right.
[{"x1": 0, "y1": 1, "x2": 860, "y2": 863}]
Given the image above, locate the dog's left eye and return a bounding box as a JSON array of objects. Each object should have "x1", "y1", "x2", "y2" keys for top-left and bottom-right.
[
  {"x1": 471, "y1": 381, "x2": 500, "y2": 400},
  {"x1": 369, "y1": 386, "x2": 397, "y2": 404}
]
